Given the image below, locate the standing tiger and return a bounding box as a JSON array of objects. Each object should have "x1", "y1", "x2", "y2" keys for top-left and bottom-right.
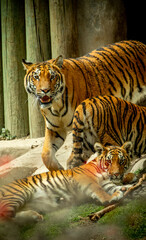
[
  {"x1": 67, "y1": 96, "x2": 146, "y2": 169},
  {"x1": 0, "y1": 142, "x2": 133, "y2": 221},
  {"x1": 22, "y1": 40, "x2": 146, "y2": 171}
]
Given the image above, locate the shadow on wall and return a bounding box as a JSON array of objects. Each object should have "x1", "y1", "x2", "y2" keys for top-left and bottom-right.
[{"x1": 123, "y1": 0, "x2": 146, "y2": 44}]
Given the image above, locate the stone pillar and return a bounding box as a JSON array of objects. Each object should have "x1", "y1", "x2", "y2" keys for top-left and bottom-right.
[
  {"x1": 0, "y1": 8, "x2": 4, "y2": 131},
  {"x1": 49, "y1": 0, "x2": 79, "y2": 58},
  {"x1": 1, "y1": 0, "x2": 29, "y2": 137},
  {"x1": 25, "y1": 0, "x2": 51, "y2": 138}
]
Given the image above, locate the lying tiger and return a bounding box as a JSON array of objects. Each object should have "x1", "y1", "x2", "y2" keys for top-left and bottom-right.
[
  {"x1": 67, "y1": 95, "x2": 146, "y2": 169},
  {"x1": 22, "y1": 40, "x2": 146, "y2": 171},
  {"x1": 0, "y1": 142, "x2": 134, "y2": 222}
]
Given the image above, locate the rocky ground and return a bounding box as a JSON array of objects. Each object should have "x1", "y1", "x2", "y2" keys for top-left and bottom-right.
[
  {"x1": 0, "y1": 134, "x2": 145, "y2": 240},
  {"x1": 0, "y1": 133, "x2": 72, "y2": 186}
]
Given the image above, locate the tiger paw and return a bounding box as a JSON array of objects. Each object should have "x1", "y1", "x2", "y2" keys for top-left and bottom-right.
[
  {"x1": 122, "y1": 173, "x2": 137, "y2": 184},
  {"x1": 15, "y1": 210, "x2": 44, "y2": 223},
  {"x1": 109, "y1": 189, "x2": 124, "y2": 203}
]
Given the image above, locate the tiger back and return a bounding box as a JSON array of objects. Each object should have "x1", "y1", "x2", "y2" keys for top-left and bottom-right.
[
  {"x1": 0, "y1": 144, "x2": 133, "y2": 221},
  {"x1": 22, "y1": 40, "x2": 146, "y2": 171},
  {"x1": 67, "y1": 95, "x2": 146, "y2": 169}
]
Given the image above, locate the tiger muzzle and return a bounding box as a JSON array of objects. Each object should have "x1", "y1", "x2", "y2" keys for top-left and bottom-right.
[{"x1": 110, "y1": 173, "x2": 123, "y2": 180}]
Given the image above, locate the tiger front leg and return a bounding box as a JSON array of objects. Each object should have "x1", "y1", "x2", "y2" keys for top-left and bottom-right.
[
  {"x1": 67, "y1": 137, "x2": 92, "y2": 169},
  {"x1": 42, "y1": 127, "x2": 66, "y2": 171},
  {"x1": 89, "y1": 180, "x2": 131, "y2": 205},
  {"x1": 67, "y1": 151, "x2": 86, "y2": 169},
  {"x1": 67, "y1": 125, "x2": 87, "y2": 169},
  {"x1": 101, "y1": 183, "x2": 133, "y2": 204},
  {"x1": 88, "y1": 186, "x2": 124, "y2": 205}
]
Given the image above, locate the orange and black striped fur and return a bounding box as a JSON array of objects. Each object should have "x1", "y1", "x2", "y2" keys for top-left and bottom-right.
[
  {"x1": 0, "y1": 143, "x2": 133, "y2": 221},
  {"x1": 67, "y1": 96, "x2": 146, "y2": 169},
  {"x1": 22, "y1": 40, "x2": 146, "y2": 171}
]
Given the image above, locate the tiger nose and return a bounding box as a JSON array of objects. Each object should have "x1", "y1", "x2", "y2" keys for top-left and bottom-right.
[
  {"x1": 111, "y1": 172, "x2": 121, "y2": 180},
  {"x1": 114, "y1": 173, "x2": 120, "y2": 177},
  {"x1": 41, "y1": 88, "x2": 50, "y2": 93}
]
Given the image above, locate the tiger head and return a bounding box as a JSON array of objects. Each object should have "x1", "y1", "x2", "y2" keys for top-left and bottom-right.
[
  {"x1": 94, "y1": 142, "x2": 133, "y2": 182},
  {"x1": 22, "y1": 56, "x2": 65, "y2": 109}
]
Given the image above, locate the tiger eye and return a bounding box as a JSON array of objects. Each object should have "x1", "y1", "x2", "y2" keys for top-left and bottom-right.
[
  {"x1": 33, "y1": 74, "x2": 39, "y2": 80},
  {"x1": 105, "y1": 160, "x2": 111, "y2": 167},
  {"x1": 50, "y1": 74, "x2": 55, "y2": 81},
  {"x1": 119, "y1": 158, "x2": 125, "y2": 165}
]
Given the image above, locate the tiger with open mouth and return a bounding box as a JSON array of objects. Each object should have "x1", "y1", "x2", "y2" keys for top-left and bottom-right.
[{"x1": 22, "y1": 40, "x2": 146, "y2": 171}]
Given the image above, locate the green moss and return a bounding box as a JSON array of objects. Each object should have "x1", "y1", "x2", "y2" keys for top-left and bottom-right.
[
  {"x1": 69, "y1": 203, "x2": 103, "y2": 222},
  {"x1": 99, "y1": 199, "x2": 146, "y2": 239},
  {"x1": 0, "y1": 200, "x2": 145, "y2": 240}
]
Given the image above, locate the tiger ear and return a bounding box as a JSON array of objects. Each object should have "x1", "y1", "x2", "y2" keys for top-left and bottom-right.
[
  {"x1": 122, "y1": 141, "x2": 133, "y2": 156},
  {"x1": 53, "y1": 55, "x2": 63, "y2": 68},
  {"x1": 94, "y1": 142, "x2": 107, "y2": 156},
  {"x1": 22, "y1": 59, "x2": 33, "y2": 70}
]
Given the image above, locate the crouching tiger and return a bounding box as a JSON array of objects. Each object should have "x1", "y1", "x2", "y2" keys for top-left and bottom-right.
[
  {"x1": 0, "y1": 142, "x2": 134, "y2": 222},
  {"x1": 22, "y1": 40, "x2": 146, "y2": 171},
  {"x1": 67, "y1": 95, "x2": 146, "y2": 169}
]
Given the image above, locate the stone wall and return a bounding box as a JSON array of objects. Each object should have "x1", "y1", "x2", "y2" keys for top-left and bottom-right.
[{"x1": 77, "y1": 0, "x2": 127, "y2": 55}]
